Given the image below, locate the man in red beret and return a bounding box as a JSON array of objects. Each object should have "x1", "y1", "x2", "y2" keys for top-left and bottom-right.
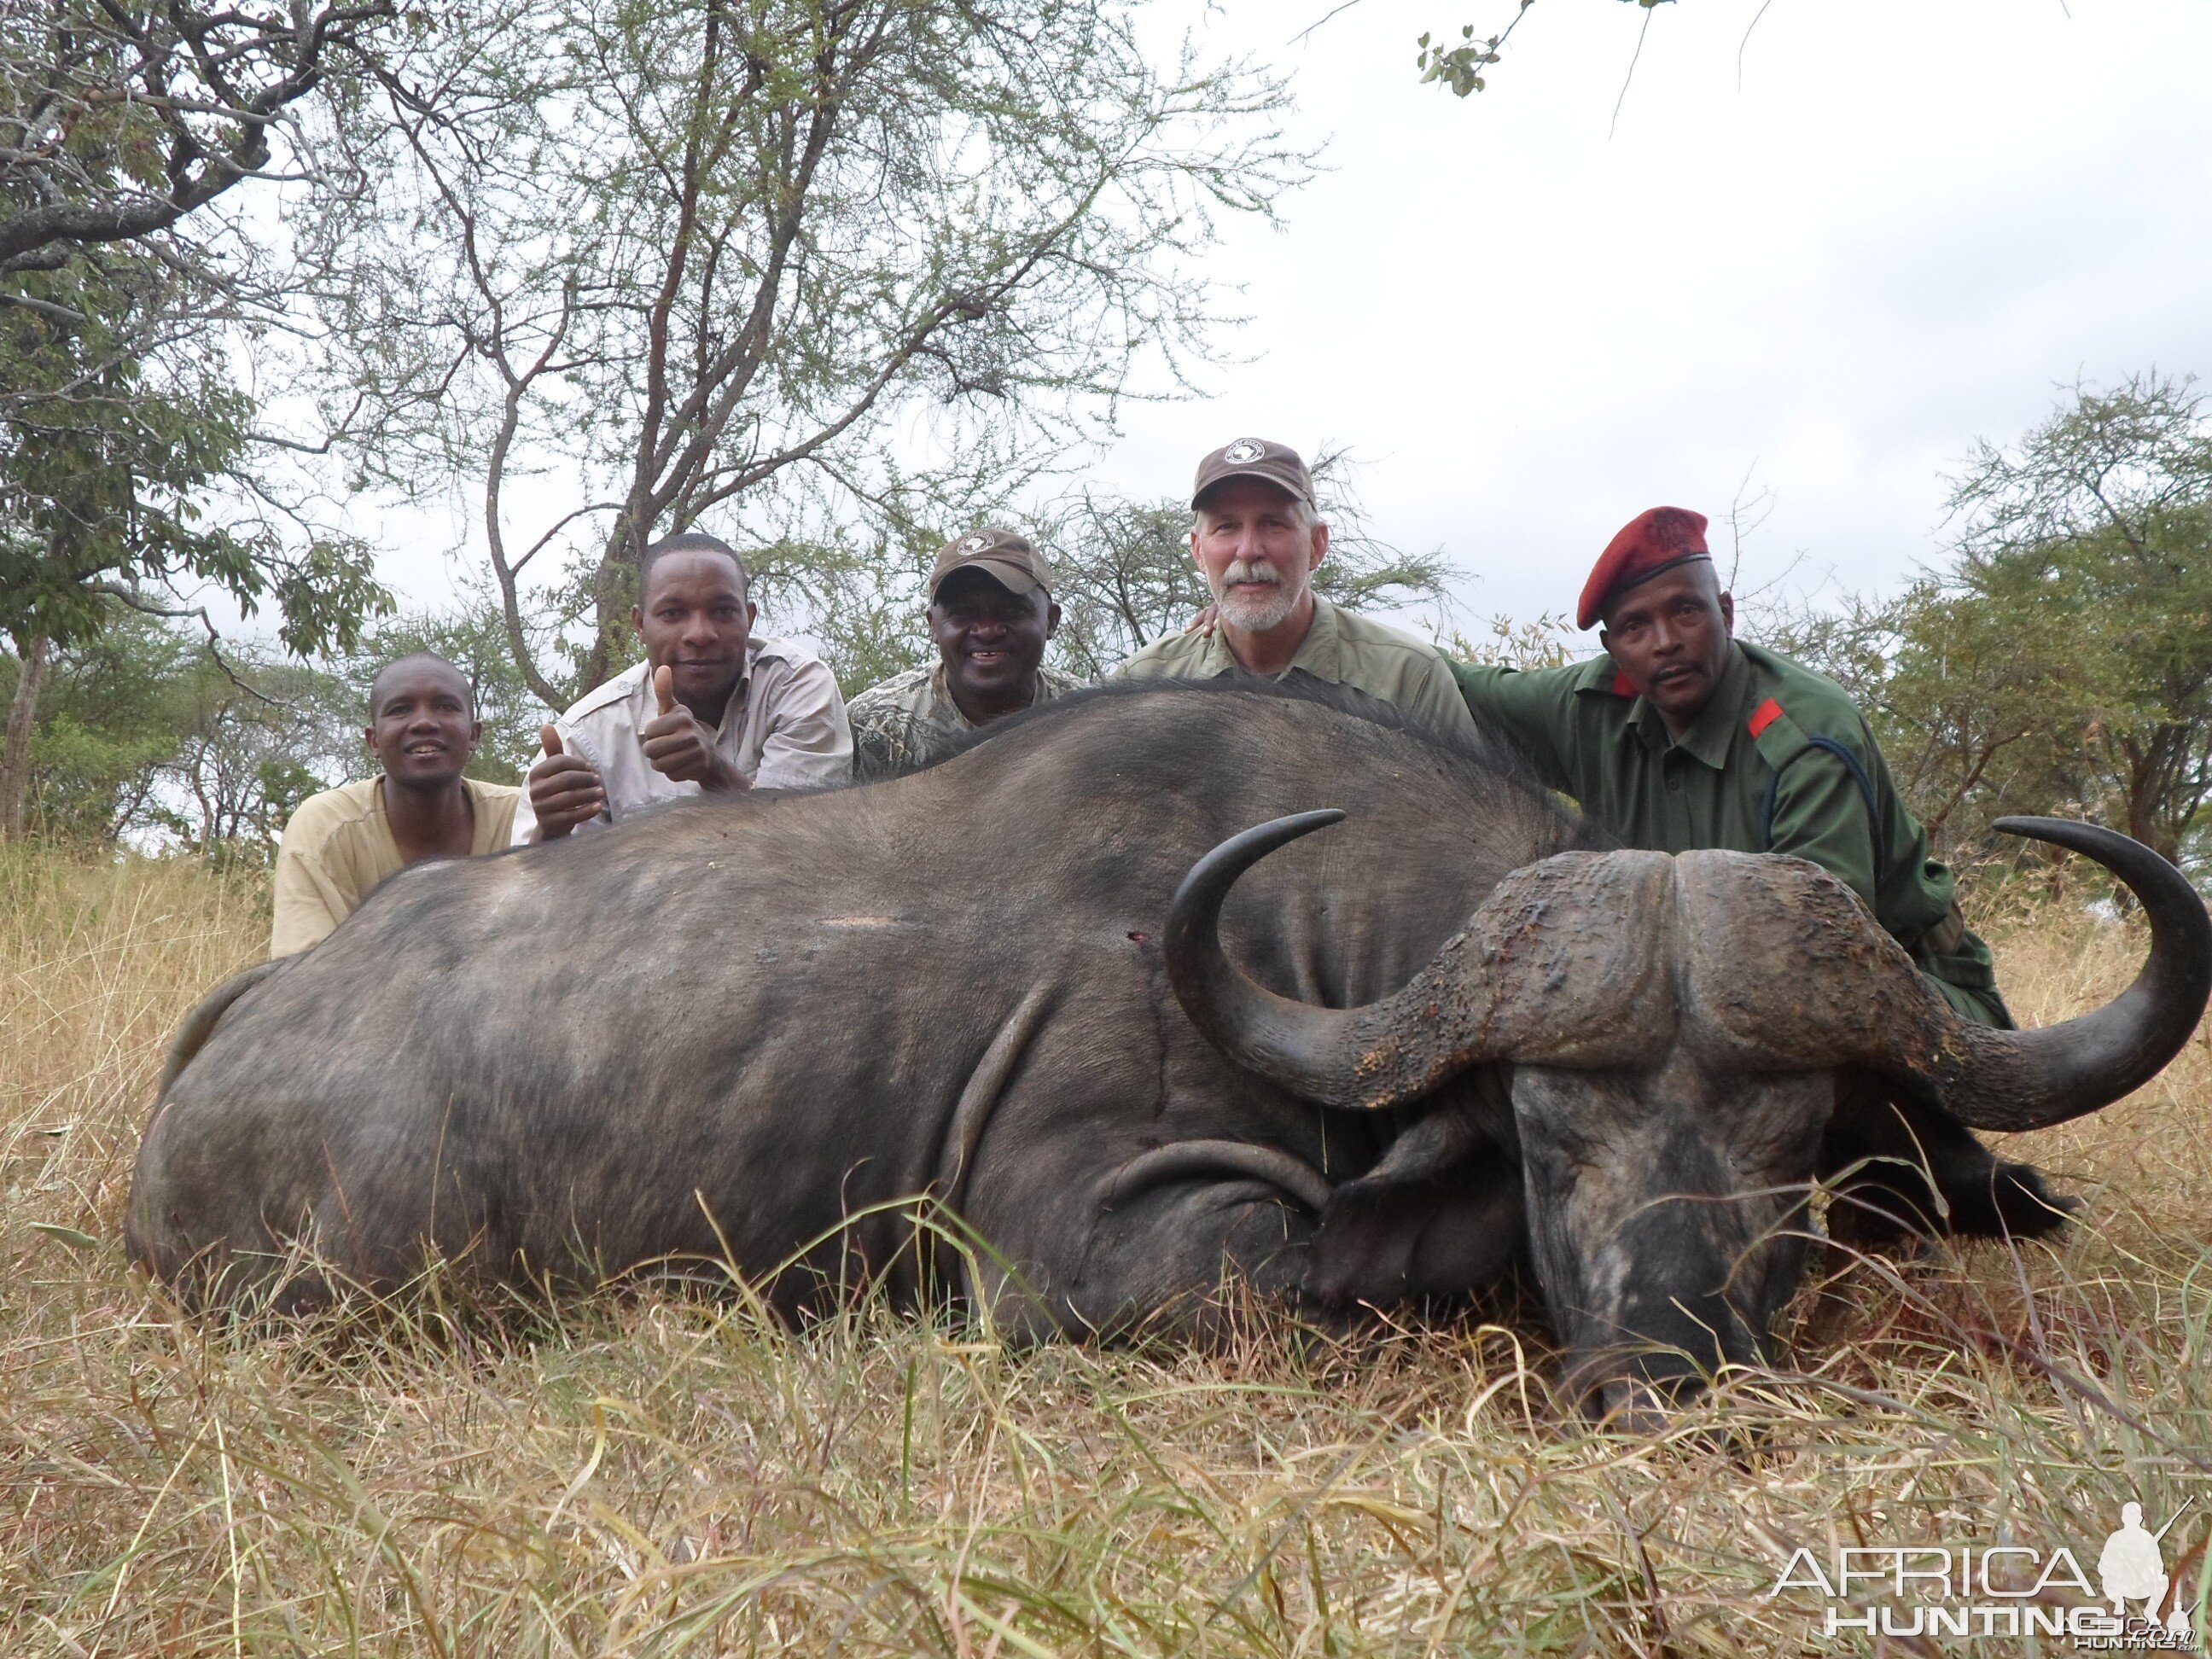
[{"x1": 1448, "y1": 505, "x2": 2069, "y2": 1247}]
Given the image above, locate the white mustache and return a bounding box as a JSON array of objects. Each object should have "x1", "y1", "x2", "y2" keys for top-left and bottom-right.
[{"x1": 1220, "y1": 560, "x2": 1282, "y2": 588}]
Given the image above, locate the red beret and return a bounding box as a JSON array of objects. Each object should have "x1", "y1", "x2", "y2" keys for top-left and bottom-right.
[{"x1": 1578, "y1": 507, "x2": 1711, "y2": 630}]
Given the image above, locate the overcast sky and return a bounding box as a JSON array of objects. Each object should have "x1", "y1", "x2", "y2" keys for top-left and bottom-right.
[{"x1": 370, "y1": 0, "x2": 2212, "y2": 642}]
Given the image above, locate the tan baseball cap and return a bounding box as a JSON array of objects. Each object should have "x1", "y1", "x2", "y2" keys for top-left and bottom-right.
[
  {"x1": 928, "y1": 526, "x2": 1053, "y2": 599},
  {"x1": 1190, "y1": 436, "x2": 1315, "y2": 510}
]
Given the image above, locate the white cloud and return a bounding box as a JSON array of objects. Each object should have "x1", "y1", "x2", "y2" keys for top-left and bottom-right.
[
  {"x1": 1090, "y1": 0, "x2": 2212, "y2": 630},
  {"x1": 364, "y1": 0, "x2": 2212, "y2": 649}
]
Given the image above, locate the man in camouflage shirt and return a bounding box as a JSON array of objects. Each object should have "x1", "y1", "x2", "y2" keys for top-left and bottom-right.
[{"x1": 847, "y1": 527, "x2": 1084, "y2": 781}]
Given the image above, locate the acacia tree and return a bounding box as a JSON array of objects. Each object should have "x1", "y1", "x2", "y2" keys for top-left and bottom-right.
[
  {"x1": 0, "y1": 0, "x2": 398, "y2": 275},
  {"x1": 300, "y1": 0, "x2": 1310, "y2": 705},
  {"x1": 1940, "y1": 375, "x2": 2212, "y2": 864},
  {"x1": 1046, "y1": 494, "x2": 1210, "y2": 679},
  {"x1": 5, "y1": 601, "x2": 533, "y2": 847},
  {"x1": 1766, "y1": 580, "x2": 2087, "y2": 852},
  {"x1": 1376, "y1": 0, "x2": 1673, "y2": 99},
  {"x1": 1767, "y1": 375, "x2": 2212, "y2": 870},
  {"x1": 0, "y1": 3, "x2": 405, "y2": 836},
  {"x1": 0, "y1": 247, "x2": 387, "y2": 836},
  {"x1": 1045, "y1": 453, "x2": 1458, "y2": 679}
]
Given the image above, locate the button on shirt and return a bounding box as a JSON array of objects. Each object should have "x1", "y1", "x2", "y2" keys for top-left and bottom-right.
[
  {"x1": 847, "y1": 661, "x2": 1086, "y2": 781},
  {"x1": 1115, "y1": 593, "x2": 1478, "y2": 742},
  {"x1": 511, "y1": 637, "x2": 851, "y2": 843}
]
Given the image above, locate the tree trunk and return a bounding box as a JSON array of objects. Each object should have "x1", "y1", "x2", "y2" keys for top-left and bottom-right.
[{"x1": 0, "y1": 633, "x2": 51, "y2": 839}]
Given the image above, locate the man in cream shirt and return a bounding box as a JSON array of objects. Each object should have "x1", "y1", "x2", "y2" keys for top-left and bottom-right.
[
  {"x1": 515, "y1": 531, "x2": 851, "y2": 840},
  {"x1": 271, "y1": 652, "x2": 520, "y2": 954}
]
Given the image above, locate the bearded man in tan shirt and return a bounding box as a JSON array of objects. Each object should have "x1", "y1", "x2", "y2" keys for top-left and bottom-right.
[
  {"x1": 270, "y1": 653, "x2": 521, "y2": 955},
  {"x1": 1114, "y1": 437, "x2": 1475, "y2": 741}
]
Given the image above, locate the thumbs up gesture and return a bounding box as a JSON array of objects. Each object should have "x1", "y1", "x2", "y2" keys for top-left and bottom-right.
[
  {"x1": 639, "y1": 663, "x2": 746, "y2": 790},
  {"x1": 526, "y1": 722, "x2": 608, "y2": 839}
]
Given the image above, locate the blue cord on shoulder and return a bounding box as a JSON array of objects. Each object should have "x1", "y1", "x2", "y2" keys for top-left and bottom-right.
[{"x1": 1762, "y1": 736, "x2": 1883, "y2": 873}]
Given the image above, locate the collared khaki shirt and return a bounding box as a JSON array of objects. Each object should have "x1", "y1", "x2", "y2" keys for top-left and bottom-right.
[
  {"x1": 271, "y1": 775, "x2": 520, "y2": 957},
  {"x1": 1115, "y1": 593, "x2": 1478, "y2": 742},
  {"x1": 1450, "y1": 639, "x2": 2010, "y2": 1027},
  {"x1": 847, "y1": 661, "x2": 1086, "y2": 781},
  {"x1": 511, "y1": 637, "x2": 851, "y2": 843}
]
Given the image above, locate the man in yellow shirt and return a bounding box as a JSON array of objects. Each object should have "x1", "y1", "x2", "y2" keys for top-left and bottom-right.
[{"x1": 270, "y1": 653, "x2": 520, "y2": 955}]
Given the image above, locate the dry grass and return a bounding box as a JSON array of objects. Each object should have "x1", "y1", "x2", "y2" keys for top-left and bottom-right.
[{"x1": 1, "y1": 843, "x2": 2208, "y2": 1656}]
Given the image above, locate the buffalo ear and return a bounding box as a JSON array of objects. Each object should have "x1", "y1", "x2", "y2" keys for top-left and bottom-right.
[
  {"x1": 1304, "y1": 1180, "x2": 1423, "y2": 1308},
  {"x1": 1301, "y1": 1095, "x2": 1522, "y2": 1308},
  {"x1": 1403, "y1": 1173, "x2": 1526, "y2": 1301}
]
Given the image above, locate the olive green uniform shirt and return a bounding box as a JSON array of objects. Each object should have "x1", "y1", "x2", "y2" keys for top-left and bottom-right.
[
  {"x1": 1117, "y1": 594, "x2": 1478, "y2": 742},
  {"x1": 1450, "y1": 641, "x2": 2010, "y2": 1027},
  {"x1": 271, "y1": 775, "x2": 520, "y2": 958}
]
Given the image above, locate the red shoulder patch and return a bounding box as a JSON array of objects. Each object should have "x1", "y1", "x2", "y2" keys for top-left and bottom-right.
[
  {"x1": 1610, "y1": 671, "x2": 1637, "y2": 697},
  {"x1": 1748, "y1": 696, "x2": 1784, "y2": 737}
]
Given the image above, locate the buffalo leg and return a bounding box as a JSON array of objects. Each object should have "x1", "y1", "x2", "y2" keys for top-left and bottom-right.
[{"x1": 1822, "y1": 1075, "x2": 2075, "y2": 1245}]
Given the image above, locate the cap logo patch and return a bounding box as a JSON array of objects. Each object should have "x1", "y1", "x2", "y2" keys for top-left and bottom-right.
[
  {"x1": 958, "y1": 534, "x2": 989, "y2": 553},
  {"x1": 1221, "y1": 438, "x2": 1265, "y2": 464}
]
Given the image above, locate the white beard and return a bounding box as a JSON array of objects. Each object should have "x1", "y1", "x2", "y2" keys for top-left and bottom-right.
[{"x1": 1211, "y1": 560, "x2": 1301, "y2": 632}]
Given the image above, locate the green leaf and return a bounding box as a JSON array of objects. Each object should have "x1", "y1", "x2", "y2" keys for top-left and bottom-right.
[{"x1": 27, "y1": 1222, "x2": 100, "y2": 1253}]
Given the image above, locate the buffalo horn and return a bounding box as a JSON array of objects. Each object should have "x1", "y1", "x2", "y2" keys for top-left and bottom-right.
[
  {"x1": 1164, "y1": 811, "x2": 1501, "y2": 1109},
  {"x1": 1901, "y1": 817, "x2": 2212, "y2": 1132}
]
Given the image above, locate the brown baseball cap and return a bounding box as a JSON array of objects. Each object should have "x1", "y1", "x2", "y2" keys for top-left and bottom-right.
[
  {"x1": 928, "y1": 526, "x2": 1052, "y2": 599},
  {"x1": 1190, "y1": 436, "x2": 1315, "y2": 511}
]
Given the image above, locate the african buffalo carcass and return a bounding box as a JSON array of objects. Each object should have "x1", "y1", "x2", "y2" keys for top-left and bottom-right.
[{"x1": 127, "y1": 683, "x2": 2211, "y2": 1408}]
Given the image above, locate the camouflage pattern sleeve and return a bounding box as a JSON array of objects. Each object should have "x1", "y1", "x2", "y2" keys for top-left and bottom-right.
[{"x1": 847, "y1": 699, "x2": 906, "y2": 782}]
